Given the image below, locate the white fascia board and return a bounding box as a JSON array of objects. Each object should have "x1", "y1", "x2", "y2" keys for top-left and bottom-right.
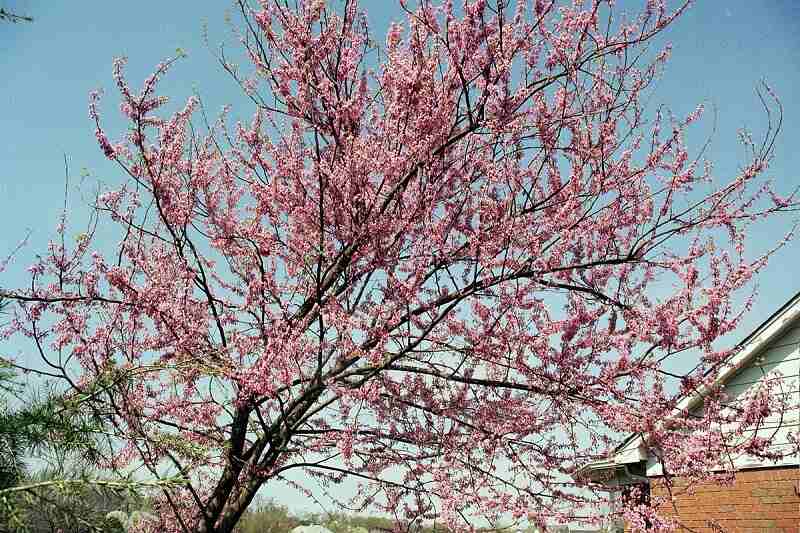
[
  {"x1": 614, "y1": 441, "x2": 648, "y2": 464},
  {"x1": 677, "y1": 295, "x2": 800, "y2": 414}
]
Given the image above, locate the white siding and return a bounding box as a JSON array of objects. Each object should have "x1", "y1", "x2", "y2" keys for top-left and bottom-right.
[
  {"x1": 645, "y1": 322, "x2": 800, "y2": 476},
  {"x1": 721, "y1": 322, "x2": 799, "y2": 469}
]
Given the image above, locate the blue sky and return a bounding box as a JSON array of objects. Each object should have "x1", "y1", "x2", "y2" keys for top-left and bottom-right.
[{"x1": 1, "y1": 0, "x2": 799, "y2": 514}]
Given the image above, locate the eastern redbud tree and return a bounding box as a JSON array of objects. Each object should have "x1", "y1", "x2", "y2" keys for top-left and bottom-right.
[{"x1": 1, "y1": 1, "x2": 797, "y2": 531}]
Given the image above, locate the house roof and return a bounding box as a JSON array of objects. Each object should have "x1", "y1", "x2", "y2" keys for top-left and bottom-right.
[{"x1": 577, "y1": 290, "x2": 800, "y2": 480}]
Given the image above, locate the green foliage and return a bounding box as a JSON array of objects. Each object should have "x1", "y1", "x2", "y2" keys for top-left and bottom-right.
[
  {"x1": 237, "y1": 500, "x2": 301, "y2": 533},
  {"x1": 0, "y1": 361, "x2": 28, "y2": 491},
  {"x1": 303, "y1": 512, "x2": 395, "y2": 533},
  {"x1": 0, "y1": 298, "x2": 179, "y2": 531},
  {"x1": 237, "y1": 500, "x2": 446, "y2": 533},
  {"x1": 0, "y1": 467, "x2": 134, "y2": 532},
  {"x1": 0, "y1": 467, "x2": 185, "y2": 532},
  {"x1": 0, "y1": 358, "x2": 145, "y2": 531},
  {"x1": 0, "y1": 362, "x2": 106, "y2": 491}
]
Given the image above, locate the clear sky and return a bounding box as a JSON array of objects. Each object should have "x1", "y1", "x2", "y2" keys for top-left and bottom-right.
[{"x1": 1, "y1": 0, "x2": 800, "y2": 514}]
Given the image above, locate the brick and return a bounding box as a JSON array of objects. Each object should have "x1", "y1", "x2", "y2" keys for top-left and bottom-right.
[
  {"x1": 644, "y1": 467, "x2": 800, "y2": 531},
  {"x1": 775, "y1": 519, "x2": 800, "y2": 532}
]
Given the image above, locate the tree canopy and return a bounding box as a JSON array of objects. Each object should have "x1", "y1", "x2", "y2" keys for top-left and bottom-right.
[{"x1": 1, "y1": 1, "x2": 797, "y2": 531}]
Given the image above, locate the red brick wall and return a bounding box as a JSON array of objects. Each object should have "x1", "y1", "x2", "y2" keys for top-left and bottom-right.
[{"x1": 649, "y1": 467, "x2": 800, "y2": 532}]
